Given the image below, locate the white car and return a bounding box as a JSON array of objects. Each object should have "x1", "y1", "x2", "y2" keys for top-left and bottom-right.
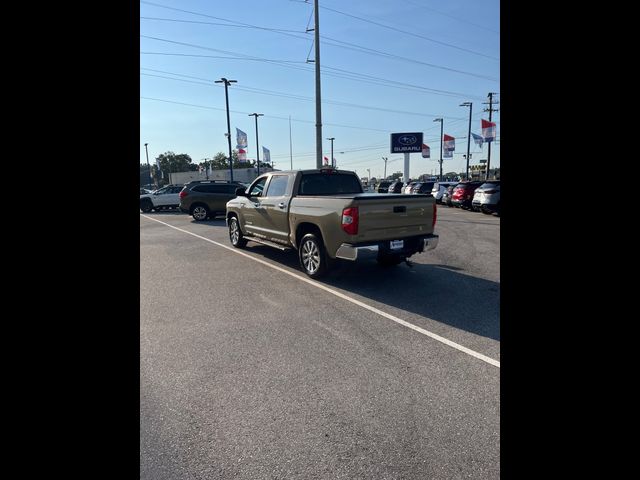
[
  {"x1": 431, "y1": 181, "x2": 457, "y2": 203},
  {"x1": 403, "y1": 182, "x2": 418, "y2": 194},
  {"x1": 139, "y1": 185, "x2": 183, "y2": 212}
]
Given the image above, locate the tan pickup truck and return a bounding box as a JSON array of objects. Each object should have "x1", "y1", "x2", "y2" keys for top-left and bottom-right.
[{"x1": 225, "y1": 167, "x2": 439, "y2": 277}]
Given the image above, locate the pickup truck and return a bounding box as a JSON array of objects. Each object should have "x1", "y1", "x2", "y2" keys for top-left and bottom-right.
[{"x1": 225, "y1": 167, "x2": 439, "y2": 277}]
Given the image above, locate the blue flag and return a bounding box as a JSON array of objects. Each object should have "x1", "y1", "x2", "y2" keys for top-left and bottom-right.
[{"x1": 472, "y1": 132, "x2": 484, "y2": 148}]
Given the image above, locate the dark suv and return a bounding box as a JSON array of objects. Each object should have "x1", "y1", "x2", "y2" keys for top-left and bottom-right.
[{"x1": 179, "y1": 180, "x2": 244, "y2": 221}]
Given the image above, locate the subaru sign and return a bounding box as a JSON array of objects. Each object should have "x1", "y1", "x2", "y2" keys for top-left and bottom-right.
[{"x1": 390, "y1": 132, "x2": 423, "y2": 153}]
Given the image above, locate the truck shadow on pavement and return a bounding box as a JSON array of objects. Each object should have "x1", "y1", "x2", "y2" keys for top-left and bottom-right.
[{"x1": 240, "y1": 244, "x2": 500, "y2": 342}]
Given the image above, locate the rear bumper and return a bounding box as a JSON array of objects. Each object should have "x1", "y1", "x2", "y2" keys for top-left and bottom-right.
[{"x1": 335, "y1": 234, "x2": 439, "y2": 261}]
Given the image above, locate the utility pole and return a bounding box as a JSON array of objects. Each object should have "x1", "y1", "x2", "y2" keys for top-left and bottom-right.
[
  {"x1": 433, "y1": 118, "x2": 443, "y2": 181},
  {"x1": 308, "y1": 0, "x2": 323, "y2": 168},
  {"x1": 382, "y1": 156, "x2": 388, "y2": 179},
  {"x1": 460, "y1": 102, "x2": 472, "y2": 180},
  {"x1": 144, "y1": 143, "x2": 152, "y2": 186},
  {"x1": 249, "y1": 113, "x2": 263, "y2": 176},
  {"x1": 327, "y1": 137, "x2": 335, "y2": 168},
  {"x1": 215, "y1": 77, "x2": 237, "y2": 182},
  {"x1": 483, "y1": 92, "x2": 499, "y2": 180}
]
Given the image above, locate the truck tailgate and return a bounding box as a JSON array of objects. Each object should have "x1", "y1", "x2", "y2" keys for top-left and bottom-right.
[{"x1": 354, "y1": 194, "x2": 434, "y2": 243}]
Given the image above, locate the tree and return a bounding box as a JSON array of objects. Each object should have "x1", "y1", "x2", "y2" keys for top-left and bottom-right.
[
  {"x1": 390, "y1": 171, "x2": 402, "y2": 181},
  {"x1": 205, "y1": 150, "x2": 255, "y2": 170},
  {"x1": 155, "y1": 151, "x2": 196, "y2": 174}
]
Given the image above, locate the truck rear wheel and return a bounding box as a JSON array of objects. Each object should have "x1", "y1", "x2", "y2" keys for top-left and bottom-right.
[{"x1": 299, "y1": 233, "x2": 330, "y2": 278}]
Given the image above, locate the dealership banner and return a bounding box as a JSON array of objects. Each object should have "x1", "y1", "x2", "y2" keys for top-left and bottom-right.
[
  {"x1": 443, "y1": 134, "x2": 455, "y2": 152},
  {"x1": 236, "y1": 128, "x2": 248, "y2": 149},
  {"x1": 481, "y1": 119, "x2": 496, "y2": 142},
  {"x1": 472, "y1": 132, "x2": 484, "y2": 148},
  {"x1": 421, "y1": 144, "x2": 430, "y2": 158},
  {"x1": 262, "y1": 146, "x2": 270, "y2": 163},
  {"x1": 237, "y1": 148, "x2": 247, "y2": 162}
]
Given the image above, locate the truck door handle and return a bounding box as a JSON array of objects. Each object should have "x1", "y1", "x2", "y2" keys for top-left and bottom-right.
[{"x1": 278, "y1": 202, "x2": 285, "y2": 209}]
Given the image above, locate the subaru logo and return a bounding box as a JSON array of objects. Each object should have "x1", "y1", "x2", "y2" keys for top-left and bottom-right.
[{"x1": 399, "y1": 135, "x2": 417, "y2": 145}]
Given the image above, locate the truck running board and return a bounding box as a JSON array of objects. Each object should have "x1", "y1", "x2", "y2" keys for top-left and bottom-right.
[{"x1": 247, "y1": 236, "x2": 291, "y2": 251}]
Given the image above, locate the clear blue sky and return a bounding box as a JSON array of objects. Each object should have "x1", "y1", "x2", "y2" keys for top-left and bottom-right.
[{"x1": 140, "y1": 0, "x2": 500, "y2": 180}]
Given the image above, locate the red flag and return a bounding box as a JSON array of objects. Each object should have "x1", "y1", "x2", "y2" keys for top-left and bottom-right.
[{"x1": 323, "y1": 156, "x2": 329, "y2": 165}]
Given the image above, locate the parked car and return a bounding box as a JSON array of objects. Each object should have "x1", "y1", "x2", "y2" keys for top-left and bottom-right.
[
  {"x1": 403, "y1": 181, "x2": 418, "y2": 194},
  {"x1": 377, "y1": 180, "x2": 392, "y2": 193},
  {"x1": 140, "y1": 188, "x2": 153, "y2": 195},
  {"x1": 441, "y1": 184, "x2": 455, "y2": 206},
  {"x1": 387, "y1": 181, "x2": 404, "y2": 193},
  {"x1": 472, "y1": 180, "x2": 500, "y2": 215},
  {"x1": 178, "y1": 180, "x2": 245, "y2": 221},
  {"x1": 451, "y1": 181, "x2": 484, "y2": 209},
  {"x1": 410, "y1": 181, "x2": 435, "y2": 194},
  {"x1": 139, "y1": 184, "x2": 184, "y2": 212},
  {"x1": 226, "y1": 167, "x2": 439, "y2": 277},
  {"x1": 430, "y1": 181, "x2": 457, "y2": 203}
]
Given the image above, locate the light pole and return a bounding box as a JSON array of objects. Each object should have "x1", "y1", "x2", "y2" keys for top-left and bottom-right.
[
  {"x1": 327, "y1": 137, "x2": 335, "y2": 168},
  {"x1": 382, "y1": 156, "x2": 388, "y2": 179},
  {"x1": 215, "y1": 77, "x2": 237, "y2": 182},
  {"x1": 460, "y1": 102, "x2": 472, "y2": 180},
  {"x1": 249, "y1": 113, "x2": 263, "y2": 176},
  {"x1": 433, "y1": 118, "x2": 443, "y2": 181},
  {"x1": 144, "y1": 143, "x2": 152, "y2": 186}
]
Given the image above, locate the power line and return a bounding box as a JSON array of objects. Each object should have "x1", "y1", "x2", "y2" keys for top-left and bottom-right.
[
  {"x1": 140, "y1": 39, "x2": 491, "y2": 99},
  {"x1": 140, "y1": 71, "x2": 466, "y2": 120},
  {"x1": 399, "y1": 0, "x2": 500, "y2": 35},
  {"x1": 139, "y1": 5, "x2": 498, "y2": 81},
  {"x1": 318, "y1": 4, "x2": 499, "y2": 61},
  {"x1": 139, "y1": 96, "x2": 392, "y2": 133}
]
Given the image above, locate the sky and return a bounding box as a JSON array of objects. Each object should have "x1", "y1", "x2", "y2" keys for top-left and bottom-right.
[{"x1": 140, "y1": 0, "x2": 500, "y2": 180}]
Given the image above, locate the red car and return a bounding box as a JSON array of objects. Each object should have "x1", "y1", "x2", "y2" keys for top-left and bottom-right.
[{"x1": 451, "y1": 181, "x2": 484, "y2": 209}]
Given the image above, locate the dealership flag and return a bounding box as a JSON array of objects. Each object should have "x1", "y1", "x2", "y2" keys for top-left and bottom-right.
[
  {"x1": 472, "y1": 132, "x2": 484, "y2": 148},
  {"x1": 262, "y1": 146, "x2": 271, "y2": 163},
  {"x1": 481, "y1": 119, "x2": 496, "y2": 143},
  {"x1": 238, "y1": 148, "x2": 247, "y2": 162},
  {"x1": 443, "y1": 149, "x2": 453, "y2": 158},
  {"x1": 323, "y1": 156, "x2": 329, "y2": 166},
  {"x1": 421, "y1": 144, "x2": 430, "y2": 158},
  {"x1": 443, "y1": 134, "x2": 455, "y2": 152},
  {"x1": 236, "y1": 128, "x2": 248, "y2": 149}
]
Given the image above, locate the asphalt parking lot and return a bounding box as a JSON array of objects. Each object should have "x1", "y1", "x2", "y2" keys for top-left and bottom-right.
[{"x1": 140, "y1": 205, "x2": 500, "y2": 479}]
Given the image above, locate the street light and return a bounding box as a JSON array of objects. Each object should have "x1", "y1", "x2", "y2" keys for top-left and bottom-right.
[
  {"x1": 215, "y1": 77, "x2": 237, "y2": 182},
  {"x1": 460, "y1": 102, "x2": 472, "y2": 180},
  {"x1": 382, "y1": 156, "x2": 388, "y2": 179},
  {"x1": 326, "y1": 137, "x2": 335, "y2": 168},
  {"x1": 144, "y1": 143, "x2": 152, "y2": 187},
  {"x1": 433, "y1": 118, "x2": 443, "y2": 181},
  {"x1": 249, "y1": 113, "x2": 264, "y2": 176}
]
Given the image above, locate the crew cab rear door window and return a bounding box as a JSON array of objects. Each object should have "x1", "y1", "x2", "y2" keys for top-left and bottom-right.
[{"x1": 265, "y1": 175, "x2": 290, "y2": 197}]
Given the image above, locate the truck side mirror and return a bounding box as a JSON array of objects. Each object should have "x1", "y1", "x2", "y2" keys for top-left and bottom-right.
[{"x1": 235, "y1": 187, "x2": 246, "y2": 197}]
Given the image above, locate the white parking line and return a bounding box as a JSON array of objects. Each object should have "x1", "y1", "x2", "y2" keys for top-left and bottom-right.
[{"x1": 141, "y1": 215, "x2": 500, "y2": 369}]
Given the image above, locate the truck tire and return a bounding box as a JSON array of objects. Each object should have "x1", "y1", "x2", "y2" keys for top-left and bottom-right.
[
  {"x1": 299, "y1": 233, "x2": 330, "y2": 278},
  {"x1": 140, "y1": 199, "x2": 153, "y2": 213},
  {"x1": 191, "y1": 204, "x2": 210, "y2": 221},
  {"x1": 228, "y1": 216, "x2": 247, "y2": 248}
]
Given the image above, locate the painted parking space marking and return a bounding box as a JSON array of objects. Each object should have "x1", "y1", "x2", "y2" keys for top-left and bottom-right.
[{"x1": 141, "y1": 214, "x2": 500, "y2": 368}]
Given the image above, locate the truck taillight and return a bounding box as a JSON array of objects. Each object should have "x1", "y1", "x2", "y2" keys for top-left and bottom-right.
[
  {"x1": 432, "y1": 203, "x2": 437, "y2": 228},
  {"x1": 341, "y1": 207, "x2": 359, "y2": 235},
  {"x1": 179, "y1": 191, "x2": 188, "y2": 199}
]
